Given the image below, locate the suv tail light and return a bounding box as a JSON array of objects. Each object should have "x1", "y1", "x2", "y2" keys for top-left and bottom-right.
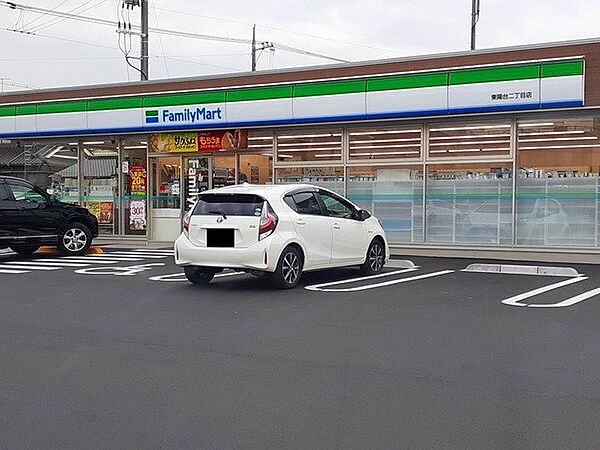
[
  {"x1": 259, "y1": 202, "x2": 278, "y2": 240},
  {"x1": 182, "y1": 210, "x2": 192, "y2": 236}
]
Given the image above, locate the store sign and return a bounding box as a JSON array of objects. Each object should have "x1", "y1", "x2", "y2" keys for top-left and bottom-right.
[
  {"x1": 129, "y1": 199, "x2": 147, "y2": 231},
  {"x1": 144, "y1": 105, "x2": 225, "y2": 126},
  {"x1": 129, "y1": 165, "x2": 147, "y2": 194},
  {"x1": 185, "y1": 158, "x2": 209, "y2": 211}
]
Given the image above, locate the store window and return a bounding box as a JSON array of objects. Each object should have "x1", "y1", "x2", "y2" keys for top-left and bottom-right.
[
  {"x1": 276, "y1": 129, "x2": 342, "y2": 163},
  {"x1": 347, "y1": 166, "x2": 423, "y2": 243},
  {"x1": 122, "y1": 137, "x2": 148, "y2": 235},
  {"x1": 428, "y1": 121, "x2": 512, "y2": 159},
  {"x1": 348, "y1": 125, "x2": 422, "y2": 161},
  {"x1": 153, "y1": 156, "x2": 181, "y2": 210},
  {"x1": 212, "y1": 155, "x2": 236, "y2": 188},
  {"x1": 426, "y1": 163, "x2": 513, "y2": 245},
  {"x1": 516, "y1": 117, "x2": 600, "y2": 247},
  {"x1": 276, "y1": 167, "x2": 344, "y2": 194},
  {"x1": 81, "y1": 140, "x2": 119, "y2": 235}
]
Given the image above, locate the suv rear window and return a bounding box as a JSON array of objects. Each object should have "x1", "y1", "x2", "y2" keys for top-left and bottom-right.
[{"x1": 192, "y1": 194, "x2": 264, "y2": 217}]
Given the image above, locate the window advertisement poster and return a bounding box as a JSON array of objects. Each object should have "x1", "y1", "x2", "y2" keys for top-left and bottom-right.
[
  {"x1": 87, "y1": 201, "x2": 101, "y2": 220},
  {"x1": 128, "y1": 164, "x2": 147, "y2": 230},
  {"x1": 149, "y1": 132, "x2": 199, "y2": 153},
  {"x1": 149, "y1": 131, "x2": 248, "y2": 153},
  {"x1": 129, "y1": 199, "x2": 147, "y2": 231},
  {"x1": 99, "y1": 202, "x2": 114, "y2": 224}
]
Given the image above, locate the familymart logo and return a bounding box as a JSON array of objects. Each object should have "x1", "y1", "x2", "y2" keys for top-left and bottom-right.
[{"x1": 145, "y1": 106, "x2": 224, "y2": 125}]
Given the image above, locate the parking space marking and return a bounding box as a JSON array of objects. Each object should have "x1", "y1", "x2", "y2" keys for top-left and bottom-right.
[
  {"x1": 82, "y1": 255, "x2": 145, "y2": 261},
  {"x1": 106, "y1": 252, "x2": 169, "y2": 259},
  {"x1": 501, "y1": 276, "x2": 588, "y2": 307},
  {"x1": 305, "y1": 269, "x2": 454, "y2": 292},
  {"x1": 74, "y1": 263, "x2": 165, "y2": 276},
  {"x1": 2, "y1": 261, "x2": 90, "y2": 268},
  {"x1": 149, "y1": 271, "x2": 245, "y2": 282},
  {"x1": 0, "y1": 268, "x2": 28, "y2": 274},
  {"x1": 305, "y1": 269, "x2": 417, "y2": 291},
  {"x1": 526, "y1": 287, "x2": 600, "y2": 308}
]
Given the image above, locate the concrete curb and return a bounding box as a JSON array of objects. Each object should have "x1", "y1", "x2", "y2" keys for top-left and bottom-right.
[
  {"x1": 462, "y1": 263, "x2": 581, "y2": 277},
  {"x1": 386, "y1": 259, "x2": 418, "y2": 269}
]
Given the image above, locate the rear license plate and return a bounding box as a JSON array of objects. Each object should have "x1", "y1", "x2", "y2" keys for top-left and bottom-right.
[{"x1": 207, "y1": 228, "x2": 235, "y2": 247}]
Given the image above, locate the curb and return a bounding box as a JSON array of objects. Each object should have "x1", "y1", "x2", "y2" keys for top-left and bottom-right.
[
  {"x1": 462, "y1": 263, "x2": 581, "y2": 277},
  {"x1": 386, "y1": 259, "x2": 418, "y2": 269}
]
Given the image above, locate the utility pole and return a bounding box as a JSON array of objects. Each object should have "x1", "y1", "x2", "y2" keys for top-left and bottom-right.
[
  {"x1": 140, "y1": 0, "x2": 149, "y2": 80},
  {"x1": 251, "y1": 24, "x2": 257, "y2": 71},
  {"x1": 470, "y1": 0, "x2": 480, "y2": 50}
]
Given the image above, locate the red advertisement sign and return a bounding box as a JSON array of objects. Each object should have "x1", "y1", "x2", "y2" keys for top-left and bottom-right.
[
  {"x1": 129, "y1": 165, "x2": 147, "y2": 194},
  {"x1": 197, "y1": 130, "x2": 248, "y2": 152}
]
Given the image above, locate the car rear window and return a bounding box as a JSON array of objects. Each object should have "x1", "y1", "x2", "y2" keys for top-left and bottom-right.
[{"x1": 192, "y1": 193, "x2": 264, "y2": 217}]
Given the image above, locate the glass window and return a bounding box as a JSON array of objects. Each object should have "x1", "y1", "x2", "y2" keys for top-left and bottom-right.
[
  {"x1": 517, "y1": 117, "x2": 600, "y2": 247},
  {"x1": 276, "y1": 129, "x2": 342, "y2": 163},
  {"x1": 7, "y1": 181, "x2": 46, "y2": 203},
  {"x1": 239, "y1": 154, "x2": 272, "y2": 184},
  {"x1": 0, "y1": 183, "x2": 10, "y2": 202},
  {"x1": 213, "y1": 155, "x2": 236, "y2": 188},
  {"x1": 319, "y1": 191, "x2": 358, "y2": 220},
  {"x1": 349, "y1": 125, "x2": 422, "y2": 160},
  {"x1": 291, "y1": 192, "x2": 322, "y2": 215},
  {"x1": 426, "y1": 163, "x2": 513, "y2": 245},
  {"x1": 122, "y1": 137, "x2": 148, "y2": 235},
  {"x1": 348, "y1": 166, "x2": 423, "y2": 243},
  {"x1": 193, "y1": 194, "x2": 264, "y2": 217},
  {"x1": 153, "y1": 156, "x2": 181, "y2": 210},
  {"x1": 428, "y1": 121, "x2": 512, "y2": 159},
  {"x1": 276, "y1": 167, "x2": 344, "y2": 194}
]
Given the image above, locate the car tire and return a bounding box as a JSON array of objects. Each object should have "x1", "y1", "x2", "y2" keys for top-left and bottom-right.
[
  {"x1": 184, "y1": 266, "x2": 215, "y2": 285},
  {"x1": 58, "y1": 222, "x2": 92, "y2": 256},
  {"x1": 360, "y1": 238, "x2": 385, "y2": 274},
  {"x1": 271, "y1": 246, "x2": 303, "y2": 289},
  {"x1": 10, "y1": 245, "x2": 40, "y2": 256}
]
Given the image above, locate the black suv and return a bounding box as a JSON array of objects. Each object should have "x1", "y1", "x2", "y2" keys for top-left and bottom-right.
[{"x1": 0, "y1": 176, "x2": 98, "y2": 256}]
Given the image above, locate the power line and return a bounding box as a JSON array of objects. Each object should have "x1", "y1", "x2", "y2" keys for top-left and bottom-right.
[
  {"x1": 0, "y1": 1, "x2": 350, "y2": 63},
  {"x1": 16, "y1": 0, "x2": 70, "y2": 31}
]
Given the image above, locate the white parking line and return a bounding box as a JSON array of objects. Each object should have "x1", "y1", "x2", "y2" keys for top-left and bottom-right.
[
  {"x1": 501, "y1": 277, "x2": 588, "y2": 307},
  {"x1": 305, "y1": 269, "x2": 454, "y2": 292},
  {"x1": 0, "y1": 268, "x2": 28, "y2": 274},
  {"x1": 39, "y1": 258, "x2": 118, "y2": 264},
  {"x1": 305, "y1": 269, "x2": 417, "y2": 291},
  {"x1": 131, "y1": 249, "x2": 174, "y2": 254},
  {"x1": 0, "y1": 264, "x2": 60, "y2": 271},
  {"x1": 526, "y1": 286, "x2": 600, "y2": 308},
  {"x1": 3, "y1": 261, "x2": 90, "y2": 267},
  {"x1": 106, "y1": 252, "x2": 169, "y2": 259}
]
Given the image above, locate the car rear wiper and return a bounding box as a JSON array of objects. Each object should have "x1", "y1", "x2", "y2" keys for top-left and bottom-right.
[{"x1": 208, "y1": 210, "x2": 228, "y2": 219}]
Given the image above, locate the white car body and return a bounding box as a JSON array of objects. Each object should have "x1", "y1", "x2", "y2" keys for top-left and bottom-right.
[{"x1": 174, "y1": 183, "x2": 389, "y2": 277}]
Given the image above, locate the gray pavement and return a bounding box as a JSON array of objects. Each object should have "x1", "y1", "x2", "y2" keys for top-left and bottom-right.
[{"x1": 1, "y1": 249, "x2": 600, "y2": 449}]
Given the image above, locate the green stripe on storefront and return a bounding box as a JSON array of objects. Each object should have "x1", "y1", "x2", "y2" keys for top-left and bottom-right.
[
  {"x1": 88, "y1": 97, "x2": 143, "y2": 111},
  {"x1": 145, "y1": 110, "x2": 158, "y2": 117},
  {"x1": 367, "y1": 73, "x2": 448, "y2": 92},
  {"x1": 142, "y1": 91, "x2": 226, "y2": 108},
  {"x1": 541, "y1": 60, "x2": 584, "y2": 78},
  {"x1": 226, "y1": 85, "x2": 293, "y2": 102},
  {"x1": 0, "y1": 105, "x2": 15, "y2": 117},
  {"x1": 449, "y1": 64, "x2": 540, "y2": 85},
  {"x1": 16, "y1": 104, "x2": 37, "y2": 116},
  {"x1": 294, "y1": 79, "x2": 366, "y2": 97},
  {"x1": 37, "y1": 100, "x2": 87, "y2": 115}
]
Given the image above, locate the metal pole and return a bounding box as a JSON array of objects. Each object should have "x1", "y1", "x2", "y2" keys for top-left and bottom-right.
[
  {"x1": 470, "y1": 0, "x2": 480, "y2": 50},
  {"x1": 251, "y1": 24, "x2": 256, "y2": 71},
  {"x1": 140, "y1": 0, "x2": 149, "y2": 80}
]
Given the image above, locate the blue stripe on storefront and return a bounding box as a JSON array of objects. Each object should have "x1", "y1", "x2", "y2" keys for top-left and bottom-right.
[{"x1": 0, "y1": 100, "x2": 586, "y2": 139}]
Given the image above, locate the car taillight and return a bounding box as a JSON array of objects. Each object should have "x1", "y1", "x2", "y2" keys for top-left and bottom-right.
[
  {"x1": 259, "y1": 202, "x2": 278, "y2": 240},
  {"x1": 182, "y1": 210, "x2": 192, "y2": 236}
]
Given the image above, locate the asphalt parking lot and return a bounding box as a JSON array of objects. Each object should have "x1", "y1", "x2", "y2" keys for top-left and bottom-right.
[{"x1": 2, "y1": 248, "x2": 600, "y2": 449}]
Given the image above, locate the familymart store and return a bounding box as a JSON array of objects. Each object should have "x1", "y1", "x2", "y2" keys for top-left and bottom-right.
[{"x1": 1, "y1": 38, "x2": 599, "y2": 258}]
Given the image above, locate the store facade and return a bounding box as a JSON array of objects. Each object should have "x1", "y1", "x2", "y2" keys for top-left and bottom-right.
[{"x1": 1, "y1": 39, "x2": 599, "y2": 256}]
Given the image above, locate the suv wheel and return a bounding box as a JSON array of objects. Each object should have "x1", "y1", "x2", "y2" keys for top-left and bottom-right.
[
  {"x1": 360, "y1": 239, "x2": 385, "y2": 274},
  {"x1": 184, "y1": 266, "x2": 215, "y2": 285},
  {"x1": 271, "y1": 246, "x2": 303, "y2": 289},
  {"x1": 58, "y1": 222, "x2": 92, "y2": 256},
  {"x1": 10, "y1": 245, "x2": 40, "y2": 256}
]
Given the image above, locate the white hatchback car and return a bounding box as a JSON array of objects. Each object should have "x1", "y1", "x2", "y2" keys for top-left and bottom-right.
[{"x1": 174, "y1": 183, "x2": 389, "y2": 289}]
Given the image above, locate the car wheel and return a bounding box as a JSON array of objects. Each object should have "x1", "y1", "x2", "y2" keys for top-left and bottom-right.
[
  {"x1": 184, "y1": 266, "x2": 215, "y2": 285},
  {"x1": 271, "y1": 246, "x2": 303, "y2": 289},
  {"x1": 360, "y1": 239, "x2": 385, "y2": 274},
  {"x1": 10, "y1": 245, "x2": 40, "y2": 256},
  {"x1": 58, "y1": 222, "x2": 92, "y2": 256}
]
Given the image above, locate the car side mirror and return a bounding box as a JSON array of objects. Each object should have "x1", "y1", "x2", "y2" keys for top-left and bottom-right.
[{"x1": 358, "y1": 209, "x2": 371, "y2": 221}]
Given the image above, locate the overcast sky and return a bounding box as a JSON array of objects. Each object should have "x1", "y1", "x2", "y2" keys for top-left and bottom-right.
[{"x1": 0, "y1": 0, "x2": 599, "y2": 92}]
